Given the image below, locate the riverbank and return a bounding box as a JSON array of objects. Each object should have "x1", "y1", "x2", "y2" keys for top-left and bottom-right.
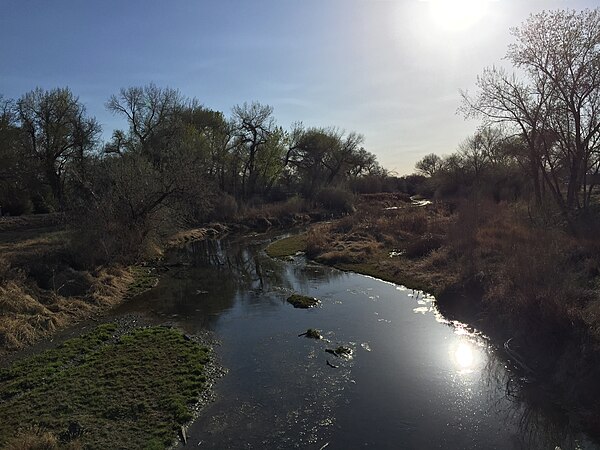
[
  {"x1": 0, "y1": 202, "x2": 328, "y2": 355},
  {"x1": 266, "y1": 195, "x2": 600, "y2": 437},
  {"x1": 0, "y1": 318, "x2": 218, "y2": 449}
]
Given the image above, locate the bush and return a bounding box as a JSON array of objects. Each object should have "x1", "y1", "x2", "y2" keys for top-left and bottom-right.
[
  {"x1": 0, "y1": 189, "x2": 33, "y2": 216},
  {"x1": 316, "y1": 187, "x2": 355, "y2": 214},
  {"x1": 404, "y1": 234, "x2": 444, "y2": 258},
  {"x1": 305, "y1": 226, "x2": 328, "y2": 258},
  {"x1": 210, "y1": 193, "x2": 238, "y2": 220}
]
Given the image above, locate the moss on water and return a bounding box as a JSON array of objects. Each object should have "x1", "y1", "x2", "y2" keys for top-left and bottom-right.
[
  {"x1": 0, "y1": 324, "x2": 210, "y2": 449},
  {"x1": 299, "y1": 328, "x2": 322, "y2": 339},
  {"x1": 287, "y1": 294, "x2": 319, "y2": 309},
  {"x1": 266, "y1": 234, "x2": 307, "y2": 258}
]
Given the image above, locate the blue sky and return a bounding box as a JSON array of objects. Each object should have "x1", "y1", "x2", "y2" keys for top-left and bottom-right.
[{"x1": 1, "y1": 0, "x2": 597, "y2": 174}]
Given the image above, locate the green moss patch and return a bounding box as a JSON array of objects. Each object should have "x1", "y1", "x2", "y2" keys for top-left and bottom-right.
[
  {"x1": 266, "y1": 234, "x2": 307, "y2": 258},
  {"x1": 0, "y1": 324, "x2": 210, "y2": 449},
  {"x1": 287, "y1": 294, "x2": 319, "y2": 309}
]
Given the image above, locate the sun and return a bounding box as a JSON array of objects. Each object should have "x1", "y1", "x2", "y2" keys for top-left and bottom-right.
[{"x1": 427, "y1": 0, "x2": 488, "y2": 32}]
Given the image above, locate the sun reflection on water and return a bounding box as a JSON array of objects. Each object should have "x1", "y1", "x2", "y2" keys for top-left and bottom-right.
[{"x1": 451, "y1": 340, "x2": 479, "y2": 374}]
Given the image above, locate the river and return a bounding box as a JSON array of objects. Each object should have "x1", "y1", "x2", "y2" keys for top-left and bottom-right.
[{"x1": 115, "y1": 232, "x2": 597, "y2": 449}]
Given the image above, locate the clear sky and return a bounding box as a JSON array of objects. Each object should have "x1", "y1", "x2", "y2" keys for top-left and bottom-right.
[{"x1": 0, "y1": 0, "x2": 597, "y2": 175}]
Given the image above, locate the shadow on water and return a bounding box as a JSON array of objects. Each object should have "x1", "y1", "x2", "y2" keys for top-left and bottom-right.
[
  {"x1": 116, "y1": 232, "x2": 597, "y2": 449},
  {"x1": 481, "y1": 353, "x2": 590, "y2": 450}
]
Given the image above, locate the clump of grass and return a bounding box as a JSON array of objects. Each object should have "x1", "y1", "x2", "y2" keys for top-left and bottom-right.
[
  {"x1": 287, "y1": 294, "x2": 319, "y2": 309},
  {"x1": 325, "y1": 346, "x2": 352, "y2": 358},
  {"x1": 0, "y1": 324, "x2": 210, "y2": 449},
  {"x1": 265, "y1": 234, "x2": 307, "y2": 258},
  {"x1": 124, "y1": 265, "x2": 158, "y2": 298}
]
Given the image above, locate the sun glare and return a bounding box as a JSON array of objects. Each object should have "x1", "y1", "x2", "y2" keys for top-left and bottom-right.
[
  {"x1": 427, "y1": 0, "x2": 488, "y2": 31},
  {"x1": 455, "y1": 343, "x2": 474, "y2": 368},
  {"x1": 451, "y1": 341, "x2": 480, "y2": 374}
]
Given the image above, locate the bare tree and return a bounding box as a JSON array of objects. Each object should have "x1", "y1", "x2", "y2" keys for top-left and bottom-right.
[
  {"x1": 231, "y1": 102, "x2": 278, "y2": 198},
  {"x1": 416, "y1": 153, "x2": 444, "y2": 177},
  {"x1": 462, "y1": 9, "x2": 600, "y2": 216},
  {"x1": 106, "y1": 84, "x2": 184, "y2": 165}
]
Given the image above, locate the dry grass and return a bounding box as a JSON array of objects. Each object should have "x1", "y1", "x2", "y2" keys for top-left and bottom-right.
[
  {"x1": 467, "y1": 204, "x2": 600, "y2": 342},
  {"x1": 168, "y1": 228, "x2": 209, "y2": 247},
  {"x1": 303, "y1": 202, "x2": 458, "y2": 293},
  {"x1": 4, "y1": 427, "x2": 81, "y2": 450},
  {"x1": 240, "y1": 196, "x2": 311, "y2": 221},
  {"x1": 0, "y1": 266, "x2": 133, "y2": 354},
  {"x1": 0, "y1": 215, "x2": 139, "y2": 354},
  {"x1": 0, "y1": 230, "x2": 68, "y2": 265}
]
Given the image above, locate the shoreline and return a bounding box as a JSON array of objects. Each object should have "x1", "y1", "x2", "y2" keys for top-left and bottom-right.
[{"x1": 265, "y1": 208, "x2": 600, "y2": 441}]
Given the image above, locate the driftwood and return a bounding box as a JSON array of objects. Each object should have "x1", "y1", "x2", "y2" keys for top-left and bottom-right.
[{"x1": 326, "y1": 359, "x2": 338, "y2": 369}]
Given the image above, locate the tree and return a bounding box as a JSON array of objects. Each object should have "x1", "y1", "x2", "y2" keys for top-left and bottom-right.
[
  {"x1": 462, "y1": 9, "x2": 600, "y2": 217},
  {"x1": 416, "y1": 153, "x2": 444, "y2": 177},
  {"x1": 230, "y1": 102, "x2": 279, "y2": 198},
  {"x1": 105, "y1": 86, "x2": 222, "y2": 224},
  {"x1": 16, "y1": 87, "x2": 100, "y2": 207},
  {"x1": 0, "y1": 95, "x2": 18, "y2": 183},
  {"x1": 0, "y1": 95, "x2": 33, "y2": 214},
  {"x1": 106, "y1": 84, "x2": 185, "y2": 166},
  {"x1": 285, "y1": 127, "x2": 369, "y2": 196}
]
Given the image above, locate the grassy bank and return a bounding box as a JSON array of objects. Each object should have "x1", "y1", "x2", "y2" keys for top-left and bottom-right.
[
  {"x1": 0, "y1": 323, "x2": 210, "y2": 449},
  {"x1": 265, "y1": 234, "x2": 307, "y2": 258},
  {"x1": 266, "y1": 195, "x2": 600, "y2": 436},
  {"x1": 0, "y1": 213, "x2": 166, "y2": 355}
]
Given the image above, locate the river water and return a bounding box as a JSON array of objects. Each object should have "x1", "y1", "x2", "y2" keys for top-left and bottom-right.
[{"x1": 116, "y1": 232, "x2": 597, "y2": 449}]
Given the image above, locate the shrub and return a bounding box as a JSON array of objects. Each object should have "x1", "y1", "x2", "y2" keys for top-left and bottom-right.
[
  {"x1": 211, "y1": 193, "x2": 238, "y2": 220},
  {"x1": 404, "y1": 234, "x2": 444, "y2": 258},
  {"x1": 305, "y1": 226, "x2": 328, "y2": 258},
  {"x1": 316, "y1": 187, "x2": 355, "y2": 214}
]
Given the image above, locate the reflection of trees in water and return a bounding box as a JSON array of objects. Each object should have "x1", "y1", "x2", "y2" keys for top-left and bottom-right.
[
  {"x1": 184, "y1": 239, "x2": 264, "y2": 291},
  {"x1": 182, "y1": 237, "x2": 344, "y2": 300},
  {"x1": 481, "y1": 348, "x2": 591, "y2": 450}
]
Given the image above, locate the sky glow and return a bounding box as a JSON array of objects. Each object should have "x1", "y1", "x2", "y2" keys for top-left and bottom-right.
[{"x1": 0, "y1": 0, "x2": 597, "y2": 174}]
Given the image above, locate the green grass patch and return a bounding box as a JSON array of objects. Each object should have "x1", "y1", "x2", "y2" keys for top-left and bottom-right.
[
  {"x1": 287, "y1": 293, "x2": 319, "y2": 308},
  {"x1": 266, "y1": 234, "x2": 307, "y2": 258},
  {"x1": 125, "y1": 265, "x2": 159, "y2": 298},
  {"x1": 0, "y1": 324, "x2": 210, "y2": 449}
]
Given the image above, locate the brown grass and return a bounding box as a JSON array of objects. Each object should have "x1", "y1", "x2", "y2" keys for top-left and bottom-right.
[
  {"x1": 3, "y1": 425, "x2": 82, "y2": 450},
  {"x1": 0, "y1": 266, "x2": 133, "y2": 354},
  {"x1": 0, "y1": 216, "x2": 139, "y2": 354},
  {"x1": 303, "y1": 203, "x2": 458, "y2": 293},
  {"x1": 4, "y1": 428, "x2": 81, "y2": 450}
]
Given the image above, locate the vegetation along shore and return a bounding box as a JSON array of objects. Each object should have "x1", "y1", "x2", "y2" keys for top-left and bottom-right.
[{"x1": 1, "y1": 6, "x2": 600, "y2": 448}]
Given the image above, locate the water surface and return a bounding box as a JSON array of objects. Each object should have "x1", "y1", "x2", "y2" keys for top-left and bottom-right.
[{"x1": 116, "y1": 233, "x2": 597, "y2": 449}]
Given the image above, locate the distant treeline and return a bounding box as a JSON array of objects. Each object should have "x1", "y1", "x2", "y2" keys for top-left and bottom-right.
[
  {"x1": 0, "y1": 85, "x2": 390, "y2": 216},
  {"x1": 0, "y1": 84, "x2": 406, "y2": 263}
]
